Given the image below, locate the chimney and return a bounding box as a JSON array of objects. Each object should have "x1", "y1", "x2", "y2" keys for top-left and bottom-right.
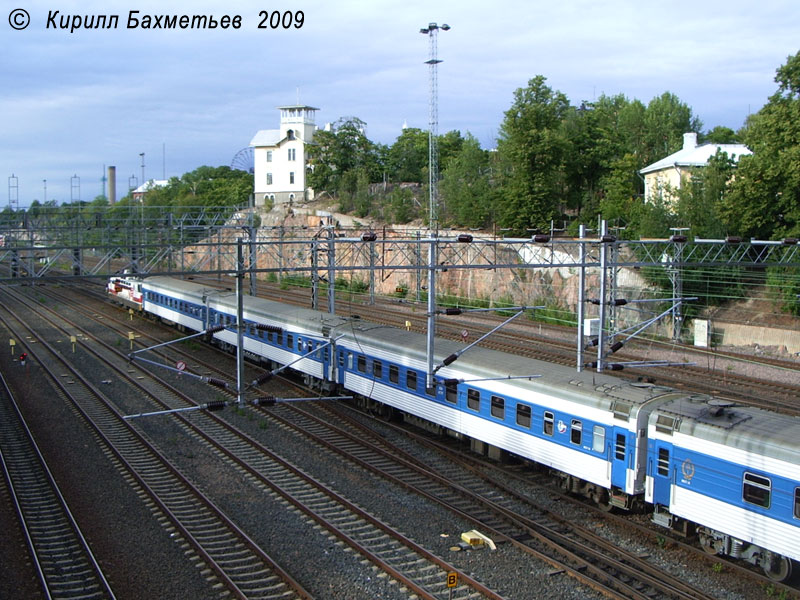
[
  {"x1": 683, "y1": 132, "x2": 698, "y2": 150},
  {"x1": 108, "y1": 166, "x2": 116, "y2": 204}
]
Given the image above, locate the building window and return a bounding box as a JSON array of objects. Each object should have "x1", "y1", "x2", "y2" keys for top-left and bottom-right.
[
  {"x1": 266, "y1": 173, "x2": 273, "y2": 185},
  {"x1": 467, "y1": 388, "x2": 480, "y2": 411},
  {"x1": 490, "y1": 396, "x2": 505, "y2": 420},
  {"x1": 516, "y1": 403, "x2": 531, "y2": 428},
  {"x1": 288, "y1": 148, "x2": 296, "y2": 161},
  {"x1": 570, "y1": 419, "x2": 582, "y2": 445},
  {"x1": 743, "y1": 472, "x2": 771, "y2": 508},
  {"x1": 287, "y1": 129, "x2": 295, "y2": 140},
  {"x1": 543, "y1": 411, "x2": 554, "y2": 436},
  {"x1": 266, "y1": 150, "x2": 272, "y2": 162},
  {"x1": 592, "y1": 425, "x2": 605, "y2": 453},
  {"x1": 289, "y1": 172, "x2": 295, "y2": 185}
]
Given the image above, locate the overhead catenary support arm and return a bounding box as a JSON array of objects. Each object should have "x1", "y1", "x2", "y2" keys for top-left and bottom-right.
[
  {"x1": 432, "y1": 308, "x2": 536, "y2": 375},
  {"x1": 249, "y1": 335, "x2": 344, "y2": 389},
  {"x1": 123, "y1": 394, "x2": 355, "y2": 420}
]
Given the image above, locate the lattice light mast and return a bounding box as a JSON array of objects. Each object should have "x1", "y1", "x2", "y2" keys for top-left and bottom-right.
[
  {"x1": 419, "y1": 22, "x2": 449, "y2": 234},
  {"x1": 8, "y1": 174, "x2": 18, "y2": 210}
]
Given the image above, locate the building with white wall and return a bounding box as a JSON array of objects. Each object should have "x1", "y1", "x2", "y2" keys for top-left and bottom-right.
[
  {"x1": 250, "y1": 105, "x2": 318, "y2": 206},
  {"x1": 640, "y1": 132, "x2": 751, "y2": 206}
]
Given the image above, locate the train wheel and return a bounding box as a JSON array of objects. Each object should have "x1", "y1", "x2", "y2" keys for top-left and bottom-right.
[
  {"x1": 763, "y1": 553, "x2": 793, "y2": 582},
  {"x1": 593, "y1": 491, "x2": 614, "y2": 512},
  {"x1": 698, "y1": 531, "x2": 719, "y2": 555}
]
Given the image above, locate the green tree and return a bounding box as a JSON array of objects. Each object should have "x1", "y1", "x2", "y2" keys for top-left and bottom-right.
[
  {"x1": 703, "y1": 126, "x2": 739, "y2": 144},
  {"x1": 307, "y1": 117, "x2": 383, "y2": 194},
  {"x1": 642, "y1": 92, "x2": 703, "y2": 166},
  {"x1": 724, "y1": 51, "x2": 800, "y2": 239},
  {"x1": 386, "y1": 127, "x2": 429, "y2": 184},
  {"x1": 674, "y1": 150, "x2": 734, "y2": 238},
  {"x1": 439, "y1": 133, "x2": 492, "y2": 228},
  {"x1": 386, "y1": 187, "x2": 418, "y2": 223},
  {"x1": 495, "y1": 76, "x2": 570, "y2": 234},
  {"x1": 597, "y1": 153, "x2": 642, "y2": 229}
]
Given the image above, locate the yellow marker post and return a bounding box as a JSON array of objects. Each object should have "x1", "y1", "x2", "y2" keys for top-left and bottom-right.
[
  {"x1": 9, "y1": 339, "x2": 15, "y2": 355},
  {"x1": 70, "y1": 335, "x2": 77, "y2": 353},
  {"x1": 129, "y1": 308, "x2": 134, "y2": 321},
  {"x1": 128, "y1": 331, "x2": 135, "y2": 350},
  {"x1": 447, "y1": 571, "x2": 458, "y2": 599},
  {"x1": 405, "y1": 320, "x2": 411, "y2": 331}
]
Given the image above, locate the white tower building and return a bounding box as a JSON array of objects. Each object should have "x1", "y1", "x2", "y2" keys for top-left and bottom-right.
[{"x1": 250, "y1": 104, "x2": 319, "y2": 206}]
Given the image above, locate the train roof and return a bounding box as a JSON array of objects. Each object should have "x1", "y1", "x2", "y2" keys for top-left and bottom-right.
[
  {"x1": 335, "y1": 311, "x2": 679, "y2": 415},
  {"x1": 656, "y1": 395, "x2": 800, "y2": 466},
  {"x1": 142, "y1": 277, "x2": 793, "y2": 435},
  {"x1": 143, "y1": 276, "x2": 224, "y2": 301}
]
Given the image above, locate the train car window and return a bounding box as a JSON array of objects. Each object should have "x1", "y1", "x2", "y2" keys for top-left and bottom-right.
[
  {"x1": 657, "y1": 447, "x2": 670, "y2": 476},
  {"x1": 743, "y1": 473, "x2": 771, "y2": 508},
  {"x1": 543, "y1": 411, "x2": 554, "y2": 436},
  {"x1": 615, "y1": 433, "x2": 625, "y2": 460},
  {"x1": 491, "y1": 396, "x2": 505, "y2": 419},
  {"x1": 286, "y1": 333, "x2": 294, "y2": 349},
  {"x1": 297, "y1": 338, "x2": 303, "y2": 352},
  {"x1": 357, "y1": 355, "x2": 367, "y2": 373},
  {"x1": 338, "y1": 353, "x2": 345, "y2": 367},
  {"x1": 467, "y1": 389, "x2": 480, "y2": 411},
  {"x1": 347, "y1": 353, "x2": 353, "y2": 370},
  {"x1": 425, "y1": 384, "x2": 436, "y2": 397},
  {"x1": 389, "y1": 365, "x2": 399, "y2": 384},
  {"x1": 570, "y1": 420, "x2": 582, "y2": 445},
  {"x1": 373, "y1": 360, "x2": 382, "y2": 379},
  {"x1": 794, "y1": 488, "x2": 800, "y2": 519},
  {"x1": 406, "y1": 370, "x2": 417, "y2": 391},
  {"x1": 445, "y1": 380, "x2": 457, "y2": 404},
  {"x1": 592, "y1": 425, "x2": 605, "y2": 453},
  {"x1": 516, "y1": 403, "x2": 531, "y2": 428}
]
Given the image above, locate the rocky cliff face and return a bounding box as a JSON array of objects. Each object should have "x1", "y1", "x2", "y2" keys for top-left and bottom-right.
[{"x1": 188, "y1": 204, "x2": 671, "y2": 334}]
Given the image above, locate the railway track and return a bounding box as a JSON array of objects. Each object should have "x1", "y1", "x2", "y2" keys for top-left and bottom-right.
[
  {"x1": 36, "y1": 286, "x2": 718, "y2": 598},
  {"x1": 0, "y1": 289, "x2": 313, "y2": 600},
  {"x1": 0, "y1": 371, "x2": 115, "y2": 600},
  {"x1": 2, "y1": 285, "x2": 507, "y2": 600},
  {"x1": 21, "y1": 280, "x2": 800, "y2": 598},
  {"x1": 253, "y1": 399, "x2": 719, "y2": 600}
]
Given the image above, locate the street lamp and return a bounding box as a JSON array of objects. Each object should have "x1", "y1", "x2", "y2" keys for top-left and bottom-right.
[{"x1": 419, "y1": 22, "x2": 449, "y2": 234}]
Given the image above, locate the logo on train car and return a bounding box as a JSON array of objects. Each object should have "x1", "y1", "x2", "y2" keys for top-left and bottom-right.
[
  {"x1": 557, "y1": 420, "x2": 567, "y2": 434},
  {"x1": 681, "y1": 458, "x2": 695, "y2": 483}
]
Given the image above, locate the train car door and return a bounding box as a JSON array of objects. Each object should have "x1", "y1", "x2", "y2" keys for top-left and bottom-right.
[
  {"x1": 336, "y1": 349, "x2": 348, "y2": 385},
  {"x1": 649, "y1": 440, "x2": 673, "y2": 507},
  {"x1": 610, "y1": 429, "x2": 629, "y2": 489}
]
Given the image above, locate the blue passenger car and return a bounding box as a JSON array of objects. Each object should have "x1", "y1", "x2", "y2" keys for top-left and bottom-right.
[{"x1": 647, "y1": 396, "x2": 800, "y2": 580}]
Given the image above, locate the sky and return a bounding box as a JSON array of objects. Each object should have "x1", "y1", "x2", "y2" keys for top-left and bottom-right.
[{"x1": 1, "y1": 0, "x2": 798, "y2": 207}]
